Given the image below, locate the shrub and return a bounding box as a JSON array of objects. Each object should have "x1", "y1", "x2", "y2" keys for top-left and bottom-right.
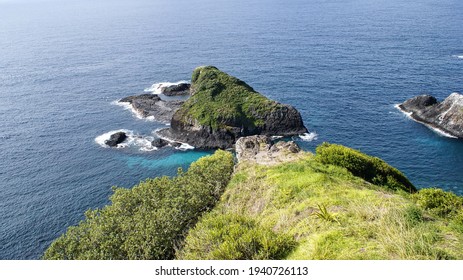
[
  {"x1": 177, "y1": 214, "x2": 296, "y2": 260},
  {"x1": 43, "y1": 150, "x2": 234, "y2": 260},
  {"x1": 413, "y1": 188, "x2": 463, "y2": 217},
  {"x1": 315, "y1": 143, "x2": 416, "y2": 193}
]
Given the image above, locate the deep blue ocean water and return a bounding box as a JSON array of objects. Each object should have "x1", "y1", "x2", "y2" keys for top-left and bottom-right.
[{"x1": 1, "y1": 0, "x2": 462, "y2": 259}]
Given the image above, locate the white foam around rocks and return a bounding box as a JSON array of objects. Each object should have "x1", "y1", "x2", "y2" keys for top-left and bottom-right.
[
  {"x1": 299, "y1": 132, "x2": 318, "y2": 142},
  {"x1": 144, "y1": 80, "x2": 190, "y2": 94}
]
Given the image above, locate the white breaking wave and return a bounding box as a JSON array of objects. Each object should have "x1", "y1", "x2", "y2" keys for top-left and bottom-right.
[
  {"x1": 111, "y1": 100, "x2": 155, "y2": 121},
  {"x1": 176, "y1": 143, "x2": 195, "y2": 151},
  {"x1": 452, "y1": 54, "x2": 463, "y2": 59},
  {"x1": 299, "y1": 132, "x2": 318, "y2": 142},
  {"x1": 426, "y1": 125, "x2": 458, "y2": 139},
  {"x1": 394, "y1": 104, "x2": 458, "y2": 139},
  {"x1": 144, "y1": 80, "x2": 190, "y2": 94},
  {"x1": 95, "y1": 130, "x2": 158, "y2": 151},
  {"x1": 394, "y1": 104, "x2": 412, "y2": 117}
]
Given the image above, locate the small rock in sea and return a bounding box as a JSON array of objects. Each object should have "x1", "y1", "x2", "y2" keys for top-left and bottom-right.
[
  {"x1": 398, "y1": 92, "x2": 463, "y2": 138},
  {"x1": 151, "y1": 138, "x2": 169, "y2": 148},
  {"x1": 105, "y1": 132, "x2": 127, "y2": 147}
]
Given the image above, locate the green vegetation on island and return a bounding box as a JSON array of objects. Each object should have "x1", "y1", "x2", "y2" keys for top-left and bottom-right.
[
  {"x1": 180, "y1": 66, "x2": 280, "y2": 130},
  {"x1": 44, "y1": 141, "x2": 463, "y2": 260}
]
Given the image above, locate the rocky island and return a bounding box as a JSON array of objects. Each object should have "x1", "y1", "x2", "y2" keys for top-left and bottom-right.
[
  {"x1": 398, "y1": 93, "x2": 463, "y2": 138},
  {"x1": 157, "y1": 66, "x2": 308, "y2": 149}
]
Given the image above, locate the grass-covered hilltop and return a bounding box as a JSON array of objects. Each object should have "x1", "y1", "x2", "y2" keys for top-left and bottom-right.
[
  {"x1": 44, "y1": 138, "x2": 463, "y2": 260},
  {"x1": 157, "y1": 66, "x2": 308, "y2": 149}
]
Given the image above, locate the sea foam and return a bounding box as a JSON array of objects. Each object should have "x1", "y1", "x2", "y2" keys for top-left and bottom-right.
[
  {"x1": 111, "y1": 100, "x2": 154, "y2": 121},
  {"x1": 95, "y1": 130, "x2": 159, "y2": 151},
  {"x1": 299, "y1": 132, "x2": 318, "y2": 142}
]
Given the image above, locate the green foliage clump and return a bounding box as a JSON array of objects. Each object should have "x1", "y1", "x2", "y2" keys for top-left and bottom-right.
[
  {"x1": 177, "y1": 214, "x2": 296, "y2": 260},
  {"x1": 413, "y1": 188, "x2": 463, "y2": 217},
  {"x1": 312, "y1": 204, "x2": 340, "y2": 224},
  {"x1": 315, "y1": 142, "x2": 416, "y2": 193},
  {"x1": 43, "y1": 150, "x2": 234, "y2": 260},
  {"x1": 178, "y1": 66, "x2": 280, "y2": 130}
]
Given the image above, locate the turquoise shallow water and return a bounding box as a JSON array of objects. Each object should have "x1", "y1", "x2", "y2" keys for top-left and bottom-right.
[{"x1": 0, "y1": 0, "x2": 462, "y2": 259}]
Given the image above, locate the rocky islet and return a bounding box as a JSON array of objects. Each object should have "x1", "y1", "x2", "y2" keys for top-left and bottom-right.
[
  {"x1": 111, "y1": 66, "x2": 309, "y2": 150},
  {"x1": 398, "y1": 93, "x2": 463, "y2": 138}
]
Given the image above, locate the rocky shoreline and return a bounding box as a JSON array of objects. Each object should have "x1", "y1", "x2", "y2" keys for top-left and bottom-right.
[
  {"x1": 119, "y1": 93, "x2": 185, "y2": 124},
  {"x1": 398, "y1": 93, "x2": 463, "y2": 139}
]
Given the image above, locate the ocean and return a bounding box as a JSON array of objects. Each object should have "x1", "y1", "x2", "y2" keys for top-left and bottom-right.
[{"x1": 0, "y1": 0, "x2": 462, "y2": 259}]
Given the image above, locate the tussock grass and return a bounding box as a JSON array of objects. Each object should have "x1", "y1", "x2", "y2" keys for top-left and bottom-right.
[{"x1": 178, "y1": 150, "x2": 463, "y2": 260}]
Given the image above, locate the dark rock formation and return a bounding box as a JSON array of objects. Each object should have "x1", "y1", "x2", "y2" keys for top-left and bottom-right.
[
  {"x1": 398, "y1": 93, "x2": 463, "y2": 138},
  {"x1": 170, "y1": 142, "x2": 182, "y2": 148},
  {"x1": 161, "y1": 83, "x2": 190, "y2": 96},
  {"x1": 151, "y1": 138, "x2": 169, "y2": 148},
  {"x1": 105, "y1": 132, "x2": 127, "y2": 147},
  {"x1": 157, "y1": 66, "x2": 308, "y2": 149},
  {"x1": 235, "y1": 135, "x2": 302, "y2": 164},
  {"x1": 119, "y1": 93, "x2": 184, "y2": 124}
]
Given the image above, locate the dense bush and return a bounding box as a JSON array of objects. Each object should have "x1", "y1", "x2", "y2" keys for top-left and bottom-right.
[
  {"x1": 315, "y1": 143, "x2": 416, "y2": 193},
  {"x1": 413, "y1": 188, "x2": 463, "y2": 217},
  {"x1": 43, "y1": 150, "x2": 234, "y2": 260},
  {"x1": 177, "y1": 214, "x2": 296, "y2": 260}
]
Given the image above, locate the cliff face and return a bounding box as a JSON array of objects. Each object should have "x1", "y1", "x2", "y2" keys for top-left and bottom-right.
[
  {"x1": 158, "y1": 66, "x2": 308, "y2": 149},
  {"x1": 399, "y1": 93, "x2": 463, "y2": 138}
]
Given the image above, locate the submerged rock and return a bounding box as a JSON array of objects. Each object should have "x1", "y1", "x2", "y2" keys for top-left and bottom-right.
[
  {"x1": 235, "y1": 135, "x2": 302, "y2": 164},
  {"x1": 158, "y1": 66, "x2": 308, "y2": 149},
  {"x1": 105, "y1": 132, "x2": 127, "y2": 147},
  {"x1": 119, "y1": 93, "x2": 184, "y2": 124},
  {"x1": 398, "y1": 93, "x2": 463, "y2": 138}
]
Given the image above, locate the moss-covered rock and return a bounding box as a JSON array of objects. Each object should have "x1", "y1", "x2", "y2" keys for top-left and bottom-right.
[{"x1": 158, "y1": 66, "x2": 308, "y2": 149}]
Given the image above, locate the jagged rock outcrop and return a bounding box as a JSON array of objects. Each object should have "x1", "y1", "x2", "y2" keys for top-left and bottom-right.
[
  {"x1": 105, "y1": 132, "x2": 127, "y2": 147},
  {"x1": 161, "y1": 83, "x2": 190, "y2": 96},
  {"x1": 119, "y1": 94, "x2": 184, "y2": 124},
  {"x1": 157, "y1": 66, "x2": 308, "y2": 149},
  {"x1": 398, "y1": 93, "x2": 463, "y2": 138},
  {"x1": 235, "y1": 135, "x2": 302, "y2": 164}
]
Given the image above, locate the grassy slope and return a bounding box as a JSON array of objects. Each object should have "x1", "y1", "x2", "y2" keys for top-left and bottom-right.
[
  {"x1": 177, "y1": 66, "x2": 281, "y2": 129},
  {"x1": 178, "y1": 152, "x2": 463, "y2": 260}
]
